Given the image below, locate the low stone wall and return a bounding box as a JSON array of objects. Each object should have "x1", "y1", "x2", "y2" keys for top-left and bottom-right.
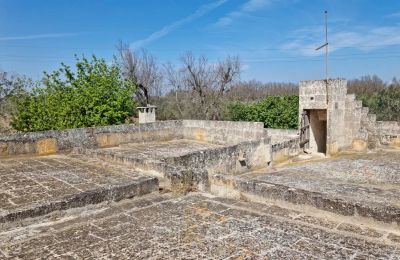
[
  {"x1": 376, "y1": 121, "x2": 400, "y2": 148},
  {"x1": 267, "y1": 128, "x2": 299, "y2": 144},
  {"x1": 182, "y1": 120, "x2": 267, "y2": 144},
  {"x1": 164, "y1": 139, "x2": 271, "y2": 174},
  {"x1": 0, "y1": 120, "x2": 272, "y2": 157},
  {"x1": 76, "y1": 138, "x2": 271, "y2": 192},
  {"x1": 271, "y1": 137, "x2": 300, "y2": 163},
  {"x1": 263, "y1": 128, "x2": 300, "y2": 163},
  {"x1": 0, "y1": 121, "x2": 183, "y2": 156}
]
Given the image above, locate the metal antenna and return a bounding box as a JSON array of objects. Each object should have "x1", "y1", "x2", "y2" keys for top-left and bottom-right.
[{"x1": 316, "y1": 11, "x2": 329, "y2": 81}]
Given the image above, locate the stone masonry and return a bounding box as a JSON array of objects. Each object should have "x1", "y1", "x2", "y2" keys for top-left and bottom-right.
[
  {"x1": 1, "y1": 98, "x2": 400, "y2": 258},
  {"x1": 299, "y1": 79, "x2": 400, "y2": 155}
]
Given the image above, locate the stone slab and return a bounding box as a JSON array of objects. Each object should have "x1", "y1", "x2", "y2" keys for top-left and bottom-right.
[
  {"x1": 217, "y1": 151, "x2": 400, "y2": 224},
  {"x1": 89, "y1": 139, "x2": 223, "y2": 161},
  {"x1": 0, "y1": 192, "x2": 398, "y2": 259},
  {"x1": 0, "y1": 154, "x2": 158, "y2": 223}
]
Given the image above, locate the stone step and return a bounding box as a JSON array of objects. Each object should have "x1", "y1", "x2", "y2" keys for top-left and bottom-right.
[
  {"x1": 210, "y1": 172, "x2": 400, "y2": 226},
  {"x1": 345, "y1": 94, "x2": 356, "y2": 102},
  {"x1": 362, "y1": 106, "x2": 369, "y2": 115},
  {"x1": 0, "y1": 154, "x2": 159, "y2": 224},
  {"x1": 368, "y1": 113, "x2": 377, "y2": 123},
  {"x1": 73, "y1": 147, "x2": 208, "y2": 191},
  {"x1": 0, "y1": 177, "x2": 158, "y2": 224},
  {"x1": 355, "y1": 100, "x2": 363, "y2": 108}
]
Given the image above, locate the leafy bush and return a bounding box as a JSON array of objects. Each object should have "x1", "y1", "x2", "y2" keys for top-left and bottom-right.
[
  {"x1": 12, "y1": 56, "x2": 136, "y2": 132},
  {"x1": 227, "y1": 95, "x2": 299, "y2": 129},
  {"x1": 357, "y1": 85, "x2": 400, "y2": 122}
]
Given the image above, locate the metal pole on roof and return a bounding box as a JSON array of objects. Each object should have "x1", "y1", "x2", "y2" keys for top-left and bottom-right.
[
  {"x1": 325, "y1": 10, "x2": 329, "y2": 81},
  {"x1": 316, "y1": 10, "x2": 329, "y2": 81}
]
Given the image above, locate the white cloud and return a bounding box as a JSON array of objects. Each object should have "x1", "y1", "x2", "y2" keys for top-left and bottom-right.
[
  {"x1": 281, "y1": 25, "x2": 400, "y2": 56},
  {"x1": 215, "y1": 0, "x2": 272, "y2": 27},
  {"x1": 0, "y1": 33, "x2": 81, "y2": 41},
  {"x1": 386, "y1": 11, "x2": 400, "y2": 18},
  {"x1": 130, "y1": 0, "x2": 228, "y2": 49}
]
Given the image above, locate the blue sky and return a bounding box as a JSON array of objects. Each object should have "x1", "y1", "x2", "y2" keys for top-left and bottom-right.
[{"x1": 1, "y1": 0, "x2": 400, "y2": 83}]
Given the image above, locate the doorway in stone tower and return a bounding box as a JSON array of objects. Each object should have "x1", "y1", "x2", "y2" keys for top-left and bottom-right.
[{"x1": 300, "y1": 109, "x2": 327, "y2": 154}]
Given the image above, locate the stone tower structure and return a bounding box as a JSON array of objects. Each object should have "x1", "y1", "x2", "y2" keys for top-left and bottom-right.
[{"x1": 298, "y1": 79, "x2": 400, "y2": 155}]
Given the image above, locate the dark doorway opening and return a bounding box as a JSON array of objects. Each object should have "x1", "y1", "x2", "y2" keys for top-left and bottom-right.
[
  {"x1": 301, "y1": 110, "x2": 327, "y2": 154},
  {"x1": 308, "y1": 109, "x2": 327, "y2": 154}
]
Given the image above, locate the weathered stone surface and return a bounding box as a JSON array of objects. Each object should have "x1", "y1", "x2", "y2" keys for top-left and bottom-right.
[
  {"x1": 0, "y1": 118, "x2": 399, "y2": 258},
  {"x1": 211, "y1": 151, "x2": 400, "y2": 224},
  {"x1": 299, "y1": 79, "x2": 400, "y2": 155},
  {"x1": 76, "y1": 139, "x2": 271, "y2": 190},
  {"x1": 0, "y1": 192, "x2": 398, "y2": 259},
  {"x1": 0, "y1": 154, "x2": 158, "y2": 223}
]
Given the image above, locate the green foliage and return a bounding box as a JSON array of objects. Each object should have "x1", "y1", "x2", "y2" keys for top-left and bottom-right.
[
  {"x1": 12, "y1": 56, "x2": 136, "y2": 132},
  {"x1": 356, "y1": 84, "x2": 400, "y2": 122},
  {"x1": 227, "y1": 95, "x2": 299, "y2": 129}
]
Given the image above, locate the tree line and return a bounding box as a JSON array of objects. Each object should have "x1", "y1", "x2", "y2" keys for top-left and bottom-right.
[{"x1": 0, "y1": 44, "x2": 399, "y2": 132}]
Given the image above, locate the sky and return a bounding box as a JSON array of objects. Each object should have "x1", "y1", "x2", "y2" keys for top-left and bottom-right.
[{"x1": 1, "y1": 0, "x2": 400, "y2": 83}]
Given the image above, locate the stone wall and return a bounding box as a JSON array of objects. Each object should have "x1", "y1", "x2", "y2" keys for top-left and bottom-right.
[
  {"x1": 265, "y1": 128, "x2": 300, "y2": 163},
  {"x1": 0, "y1": 120, "x2": 271, "y2": 157},
  {"x1": 299, "y1": 79, "x2": 399, "y2": 154},
  {"x1": 0, "y1": 121, "x2": 183, "y2": 156},
  {"x1": 182, "y1": 120, "x2": 267, "y2": 144},
  {"x1": 271, "y1": 137, "x2": 300, "y2": 163},
  {"x1": 267, "y1": 128, "x2": 298, "y2": 138},
  {"x1": 347, "y1": 97, "x2": 400, "y2": 150},
  {"x1": 299, "y1": 79, "x2": 347, "y2": 155},
  {"x1": 376, "y1": 121, "x2": 400, "y2": 148}
]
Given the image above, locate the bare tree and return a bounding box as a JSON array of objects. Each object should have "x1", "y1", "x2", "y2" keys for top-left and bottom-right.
[
  {"x1": 347, "y1": 75, "x2": 386, "y2": 95},
  {"x1": 116, "y1": 41, "x2": 162, "y2": 106},
  {"x1": 165, "y1": 53, "x2": 240, "y2": 120},
  {"x1": 226, "y1": 80, "x2": 298, "y2": 102},
  {"x1": 0, "y1": 70, "x2": 33, "y2": 132}
]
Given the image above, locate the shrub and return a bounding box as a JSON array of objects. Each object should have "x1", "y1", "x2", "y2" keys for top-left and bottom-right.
[
  {"x1": 12, "y1": 56, "x2": 136, "y2": 132},
  {"x1": 227, "y1": 95, "x2": 299, "y2": 129}
]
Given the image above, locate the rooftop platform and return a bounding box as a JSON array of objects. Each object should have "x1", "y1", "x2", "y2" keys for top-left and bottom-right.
[
  {"x1": 0, "y1": 154, "x2": 158, "y2": 223},
  {"x1": 211, "y1": 150, "x2": 400, "y2": 224},
  {"x1": 1, "y1": 192, "x2": 398, "y2": 259},
  {"x1": 90, "y1": 139, "x2": 223, "y2": 161}
]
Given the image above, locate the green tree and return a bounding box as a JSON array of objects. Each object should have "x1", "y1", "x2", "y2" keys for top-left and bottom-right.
[
  {"x1": 12, "y1": 56, "x2": 136, "y2": 132},
  {"x1": 227, "y1": 96, "x2": 299, "y2": 129},
  {"x1": 357, "y1": 84, "x2": 400, "y2": 122}
]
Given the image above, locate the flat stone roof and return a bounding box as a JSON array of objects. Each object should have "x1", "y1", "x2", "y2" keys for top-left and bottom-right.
[
  {"x1": 226, "y1": 150, "x2": 400, "y2": 224},
  {"x1": 93, "y1": 139, "x2": 223, "y2": 160},
  {"x1": 244, "y1": 151, "x2": 400, "y2": 204},
  {"x1": 0, "y1": 192, "x2": 398, "y2": 259},
  {"x1": 0, "y1": 154, "x2": 158, "y2": 223}
]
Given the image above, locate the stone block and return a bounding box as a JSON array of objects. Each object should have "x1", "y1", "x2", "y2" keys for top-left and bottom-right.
[
  {"x1": 0, "y1": 142, "x2": 8, "y2": 156},
  {"x1": 352, "y1": 139, "x2": 368, "y2": 152},
  {"x1": 36, "y1": 139, "x2": 58, "y2": 155},
  {"x1": 390, "y1": 137, "x2": 400, "y2": 148}
]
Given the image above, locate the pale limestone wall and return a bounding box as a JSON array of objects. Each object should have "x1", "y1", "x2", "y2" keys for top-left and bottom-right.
[
  {"x1": 326, "y1": 79, "x2": 347, "y2": 153},
  {"x1": 375, "y1": 121, "x2": 400, "y2": 148},
  {"x1": 300, "y1": 79, "x2": 399, "y2": 153},
  {"x1": 344, "y1": 94, "x2": 363, "y2": 148},
  {"x1": 0, "y1": 121, "x2": 183, "y2": 156},
  {"x1": 271, "y1": 137, "x2": 300, "y2": 163},
  {"x1": 299, "y1": 80, "x2": 328, "y2": 110},
  {"x1": 182, "y1": 120, "x2": 267, "y2": 144},
  {"x1": 0, "y1": 120, "x2": 272, "y2": 163},
  {"x1": 299, "y1": 79, "x2": 347, "y2": 155},
  {"x1": 266, "y1": 128, "x2": 298, "y2": 143}
]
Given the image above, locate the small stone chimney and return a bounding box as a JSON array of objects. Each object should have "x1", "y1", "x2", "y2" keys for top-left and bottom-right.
[{"x1": 137, "y1": 105, "x2": 157, "y2": 124}]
